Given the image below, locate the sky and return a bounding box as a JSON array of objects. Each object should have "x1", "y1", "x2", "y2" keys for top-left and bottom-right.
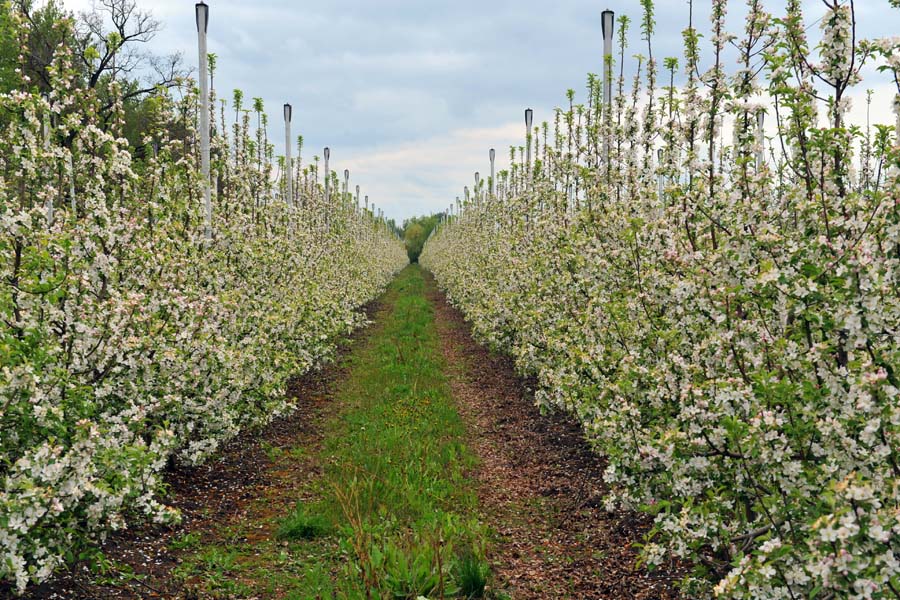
[{"x1": 63, "y1": 0, "x2": 900, "y2": 222}]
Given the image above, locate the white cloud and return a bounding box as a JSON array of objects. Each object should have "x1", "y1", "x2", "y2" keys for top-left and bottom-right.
[
  {"x1": 54, "y1": 0, "x2": 900, "y2": 222},
  {"x1": 337, "y1": 121, "x2": 522, "y2": 220}
]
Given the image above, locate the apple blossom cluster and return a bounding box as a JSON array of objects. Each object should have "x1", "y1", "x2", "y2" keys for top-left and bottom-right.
[
  {"x1": 422, "y1": 1, "x2": 900, "y2": 598},
  {"x1": 0, "y1": 11, "x2": 406, "y2": 593}
]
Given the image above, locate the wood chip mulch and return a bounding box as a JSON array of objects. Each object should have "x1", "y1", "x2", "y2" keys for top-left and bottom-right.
[{"x1": 424, "y1": 273, "x2": 686, "y2": 600}]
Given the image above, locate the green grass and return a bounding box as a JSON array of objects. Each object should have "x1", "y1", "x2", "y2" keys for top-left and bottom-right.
[
  {"x1": 175, "y1": 266, "x2": 496, "y2": 598},
  {"x1": 168, "y1": 531, "x2": 201, "y2": 551},
  {"x1": 276, "y1": 503, "x2": 333, "y2": 540},
  {"x1": 456, "y1": 550, "x2": 491, "y2": 598}
]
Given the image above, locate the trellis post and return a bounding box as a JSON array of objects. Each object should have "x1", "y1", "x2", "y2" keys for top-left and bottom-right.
[
  {"x1": 489, "y1": 148, "x2": 496, "y2": 197},
  {"x1": 756, "y1": 110, "x2": 765, "y2": 170},
  {"x1": 196, "y1": 2, "x2": 212, "y2": 239},
  {"x1": 601, "y1": 9, "x2": 614, "y2": 175},
  {"x1": 525, "y1": 108, "x2": 533, "y2": 187},
  {"x1": 284, "y1": 103, "x2": 293, "y2": 205},
  {"x1": 323, "y1": 147, "x2": 330, "y2": 205}
]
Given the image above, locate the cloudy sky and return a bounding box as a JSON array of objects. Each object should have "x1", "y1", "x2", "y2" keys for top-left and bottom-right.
[{"x1": 65, "y1": 0, "x2": 900, "y2": 222}]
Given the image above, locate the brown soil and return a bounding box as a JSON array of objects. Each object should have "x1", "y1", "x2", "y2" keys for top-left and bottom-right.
[{"x1": 424, "y1": 272, "x2": 684, "y2": 599}]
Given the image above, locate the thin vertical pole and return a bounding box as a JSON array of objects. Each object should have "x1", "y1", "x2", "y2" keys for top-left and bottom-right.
[
  {"x1": 895, "y1": 94, "x2": 900, "y2": 147},
  {"x1": 69, "y1": 153, "x2": 76, "y2": 213},
  {"x1": 323, "y1": 147, "x2": 330, "y2": 205},
  {"x1": 43, "y1": 109, "x2": 53, "y2": 226},
  {"x1": 657, "y1": 148, "x2": 664, "y2": 200},
  {"x1": 893, "y1": 95, "x2": 900, "y2": 178},
  {"x1": 489, "y1": 148, "x2": 496, "y2": 197},
  {"x1": 343, "y1": 169, "x2": 350, "y2": 203},
  {"x1": 196, "y1": 2, "x2": 211, "y2": 239},
  {"x1": 602, "y1": 10, "x2": 614, "y2": 175},
  {"x1": 474, "y1": 172, "x2": 480, "y2": 205},
  {"x1": 756, "y1": 110, "x2": 765, "y2": 170},
  {"x1": 525, "y1": 109, "x2": 533, "y2": 187},
  {"x1": 284, "y1": 103, "x2": 293, "y2": 205}
]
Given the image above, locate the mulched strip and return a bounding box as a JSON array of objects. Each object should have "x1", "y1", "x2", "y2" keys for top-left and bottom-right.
[
  {"x1": 424, "y1": 272, "x2": 686, "y2": 599},
  {"x1": 15, "y1": 302, "x2": 382, "y2": 600}
]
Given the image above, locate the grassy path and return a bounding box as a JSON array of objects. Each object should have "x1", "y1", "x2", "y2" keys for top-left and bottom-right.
[{"x1": 172, "y1": 265, "x2": 495, "y2": 598}]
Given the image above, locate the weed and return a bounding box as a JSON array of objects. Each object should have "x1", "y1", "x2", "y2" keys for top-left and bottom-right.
[
  {"x1": 276, "y1": 504, "x2": 333, "y2": 541},
  {"x1": 169, "y1": 531, "x2": 202, "y2": 551},
  {"x1": 455, "y1": 550, "x2": 490, "y2": 598}
]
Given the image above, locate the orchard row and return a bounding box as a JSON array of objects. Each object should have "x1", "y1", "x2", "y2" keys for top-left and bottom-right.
[
  {"x1": 0, "y1": 5, "x2": 406, "y2": 593},
  {"x1": 423, "y1": 1, "x2": 900, "y2": 598}
]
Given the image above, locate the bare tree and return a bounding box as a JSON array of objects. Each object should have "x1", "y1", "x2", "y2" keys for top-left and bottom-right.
[
  {"x1": 76, "y1": 0, "x2": 184, "y2": 105},
  {"x1": 17, "y1": 0, "x2": 185, "y2": 113}
]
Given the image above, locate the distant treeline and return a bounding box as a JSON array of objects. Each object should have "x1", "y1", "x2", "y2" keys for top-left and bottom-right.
[{"x1": 401, "y1": 213, "x2": 444, "y2": 262}]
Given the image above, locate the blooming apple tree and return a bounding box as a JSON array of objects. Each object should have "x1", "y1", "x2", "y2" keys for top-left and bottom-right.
[
  {"x1": 0, "y1": 9, "x2": 406, "y2": 592},
  {"x1": 423, "y1": 1, "x2": 900, "y2": 597}
]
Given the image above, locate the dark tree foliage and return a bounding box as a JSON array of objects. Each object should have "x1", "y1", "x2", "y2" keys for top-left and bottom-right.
[
  {"x1": 0, "y1": 2, "x2": 23, "y2": 93},
  {"x1": 402, "y1": 213, "x2": 444, "y2": 262},
  {"x1": 2, "y1": 0, "x2": 185, "y2": 151}
]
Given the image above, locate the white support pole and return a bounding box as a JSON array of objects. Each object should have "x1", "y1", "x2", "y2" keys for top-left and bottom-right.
[
  {"x1": 657, "y1": 148, "x2": 665, "y2": 201},
  {"x1": 525, "y1": 108, "x2": 533, "y2": 186},
  {"x1": 895, "y1": 94, "x2": 900, "y2": 146},
  {"x1": 602, "y1": 9, "x2": 614, "y2": 174},
  {"x1": 323, "y1": 147, "x2": 330, "y2": 205},
  {"x1": 489, "y1": 148, "x2": 496, "y2": 197},
  {"x1": 196, "y1": 2, "x2": 211, "y2": 239},
  {"x1": 892, "y1": 94, "x2": 900, "y2": 177},
  {"x1": 69, "y1": 153, "x2": 76, "y2": 213},
  {"x1": 284, "y1": 103, "x2": 293, "y2": 205},
  {"x1": 343, "y1": 169, "x2": 350, "y2": 203},
  {"x1": 43, "y1": 108, "x2": 53, "y2": 226},
  {"x1": 756, "y1": 110, "x2": 765, "y2": 170}
]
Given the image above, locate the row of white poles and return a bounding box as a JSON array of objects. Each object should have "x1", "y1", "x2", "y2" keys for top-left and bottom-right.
[
  {"x1": 449, "y1": 9, "x2": 616, "y2": 221},
  {"x1": 195, "y1": 2, "x2": 385, "y2": 240},
  {"x1": 452, "y1": 7, "x2": 776, "y2": 221}
]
